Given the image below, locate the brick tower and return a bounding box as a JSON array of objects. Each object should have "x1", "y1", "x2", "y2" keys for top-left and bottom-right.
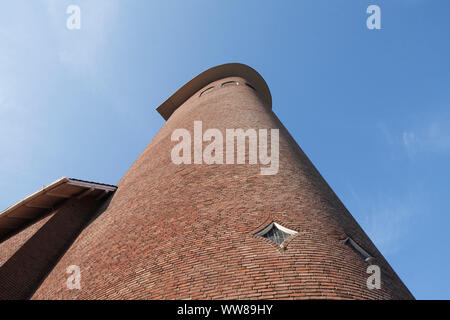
[{"x1": 12, "y1": 63, "x2": 412, "y2": 299}]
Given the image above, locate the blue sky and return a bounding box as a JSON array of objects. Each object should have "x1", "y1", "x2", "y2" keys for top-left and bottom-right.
[{"x1": 1, "y1": 0, "x2": 449, "y2": 299}]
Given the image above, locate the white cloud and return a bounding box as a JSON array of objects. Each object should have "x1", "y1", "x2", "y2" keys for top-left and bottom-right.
[
  {"x1": 348, "y1": 185, "x2": 419, "y2": 256},
  {"x1": 402, "y1": 131, "x2": 419, "y2": 154},
  {"x1": 378, "y1": 121, "x2": 450, "y2": 157},
  {"x1": 402, "y1": 122, "x2": 450, "y2": 155},
  {"x1": 364, "y1": 199, "x2": 415, "y2": 255}
]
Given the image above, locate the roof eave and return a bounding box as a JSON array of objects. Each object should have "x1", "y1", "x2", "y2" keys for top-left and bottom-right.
[{"x1": 156, "y1": 63, "x2": 272, "y2": 121}]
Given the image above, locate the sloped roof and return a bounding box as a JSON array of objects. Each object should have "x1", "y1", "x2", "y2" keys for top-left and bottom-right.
[{"x1": 0, "y1": 177, "x2": 117, "y2": 242}]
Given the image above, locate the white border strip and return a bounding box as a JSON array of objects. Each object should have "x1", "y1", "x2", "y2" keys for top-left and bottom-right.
[
  {"x1": 255, "y1": 222, "x2": 298, "y2": 238},
  {"x1": 341, "y1": 237, "x2": 374, "y2": 263}
]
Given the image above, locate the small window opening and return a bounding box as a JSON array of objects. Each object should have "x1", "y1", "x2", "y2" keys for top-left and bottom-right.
[
  {"x1": 221, "y1": 81, "x2": 239, "y2": 87},
  {"x1": 255, "y1": 222, "x2": 298, "y2": 248},
  {"x1": 200, "y1": 86, "x2": 214, "y2": 97},
  {"x1": 245, "y1": 83, "x2": 256, "y2": 90},
  {"x1": 341, "y1": 237, "x2": 374, "y2": 263}
]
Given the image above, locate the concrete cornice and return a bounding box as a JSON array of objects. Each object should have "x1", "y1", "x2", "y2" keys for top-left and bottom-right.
[{"x1": 156, "y1": 63, "x2": 272, "y2": 120}]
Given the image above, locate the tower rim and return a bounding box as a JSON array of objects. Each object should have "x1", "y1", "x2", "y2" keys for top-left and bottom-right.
[{"x1": 156, "y1": 63, "x2": 272, "y2": 120}]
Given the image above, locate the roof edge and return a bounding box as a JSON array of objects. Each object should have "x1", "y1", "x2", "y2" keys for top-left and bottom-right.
[
  {"x1": 0, "y1": 177, "x2": 117, "y2": 219},
  {"x1": 0, "y1": 177, "x2": 118, "y2": 242},
  {"x1": 0, "y1": 177, "x2": 69, "y2": 219},
  {"x1": 156, "y1": 63, "x2": 272, "y2": 120}
]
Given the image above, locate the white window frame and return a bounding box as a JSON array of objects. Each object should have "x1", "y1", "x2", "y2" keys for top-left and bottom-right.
[
  {"x1": 341, "y1": 237, "x2": 374, "y2": 263},
  {"x1": 255, "y1": 222, "x2": 298, "y2": 247},
  {"x1": 221, "y1": 81, "x2": 240, "y2": 87}
]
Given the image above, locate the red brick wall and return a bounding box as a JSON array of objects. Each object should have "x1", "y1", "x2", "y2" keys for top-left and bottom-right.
[
  {"x1": 0, "y1": 197, "x2": 106, "y2": 299},
  {"x1": 0, "y1": 214, "x2": 55, "y2": 267},
  {"x1": 32, "y1": 76, "x2": 413, "y2": 299}
]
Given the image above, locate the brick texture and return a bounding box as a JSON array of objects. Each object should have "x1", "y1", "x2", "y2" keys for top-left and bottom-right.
[
  {"x1": 0, "y1": 196, "x2": 108, "y2": 299},
  {"x1": 27, "y1": 76, "x2": 413, "y2": 299},
  {"x1": 0, "y1": 214, "x2": 54, "y2": 268}
]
